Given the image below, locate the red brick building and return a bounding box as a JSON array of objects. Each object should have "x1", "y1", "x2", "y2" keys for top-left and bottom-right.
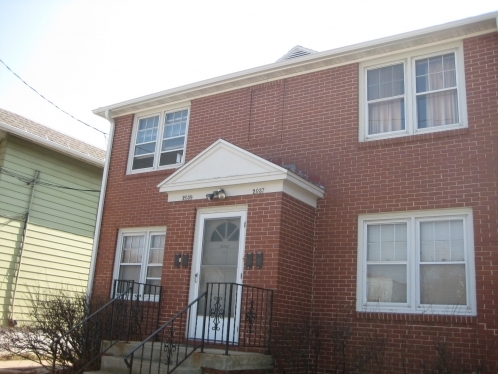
[{"x1": 91, "y1": 12, "x2": 498, "y2": 372}]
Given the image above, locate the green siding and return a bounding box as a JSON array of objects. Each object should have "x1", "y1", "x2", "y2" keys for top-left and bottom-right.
[{"x1": 0, "y1": 135, "x2": 102, "y2": 325}]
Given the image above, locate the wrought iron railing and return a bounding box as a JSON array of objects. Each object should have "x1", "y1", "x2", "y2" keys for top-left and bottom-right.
[
  {"x1": 51, "y1": 280, "x2": 162, "y2": 373},
  {"x1": 124, "y1": 283, "x2": 273, "y2": 374}
]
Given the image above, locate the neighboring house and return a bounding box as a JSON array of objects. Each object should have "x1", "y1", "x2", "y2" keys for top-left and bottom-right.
[
  {"x1": 0, "y1": 108, "x2": 105, "y2": 326},
  {"x1": 90, "y1": 12, "x2": 498, "y2": 372}
]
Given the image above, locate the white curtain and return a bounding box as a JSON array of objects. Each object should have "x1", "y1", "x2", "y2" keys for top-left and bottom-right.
[
  {"x1": 417, "y1": 89, "x2": 458, "y2": 128},
  {"x1": 368, "y1": 98, "x2": 404, "y2": 134}
]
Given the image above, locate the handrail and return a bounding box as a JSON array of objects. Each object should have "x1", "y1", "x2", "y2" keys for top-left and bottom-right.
[
  {"x1": 123, "y1": 282, "x2": 273, "y2": 374},
  {"x1": 124, "y1": 290, "x2": 208, "y2": 372},
  {"x1": 51, "y1": 282, "x2": 134, "y2": 373},
  {"x1": 51, "y1": 280, "x2": 162, "y2": 373}
]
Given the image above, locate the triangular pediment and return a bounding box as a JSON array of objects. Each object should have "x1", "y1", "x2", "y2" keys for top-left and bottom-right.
[{"x1": 157, "y1": 139, "x2": 324, "y2": 207}]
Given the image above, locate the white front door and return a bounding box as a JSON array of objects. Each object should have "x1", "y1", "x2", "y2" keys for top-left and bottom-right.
[{"x1": 189, "y1": 209, "x2": 246, "y2": 342}]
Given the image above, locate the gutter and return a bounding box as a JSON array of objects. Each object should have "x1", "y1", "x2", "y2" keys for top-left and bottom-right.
[{"x1": 87, "y1": 109, "x2": 115, "y2": 298}]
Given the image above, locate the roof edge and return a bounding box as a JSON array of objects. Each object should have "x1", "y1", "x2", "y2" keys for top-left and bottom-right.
[
  {"x1": 93, "y1": 11, "x2": 498, "y2": 118},
  {"x1": 0, "y1": 121, "x2": 105, "y2": 168}
]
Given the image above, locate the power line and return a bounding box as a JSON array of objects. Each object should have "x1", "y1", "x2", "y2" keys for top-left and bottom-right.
[
  {"x1": 0, "y1": 166, "x2": 100, "y2": 193},
  {"x1": 0, "y1": 58, "x2": 108, "y2": 138}
]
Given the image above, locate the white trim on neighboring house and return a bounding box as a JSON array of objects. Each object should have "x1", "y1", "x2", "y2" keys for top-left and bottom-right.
[
  {"x1": 0, "y1": 121, "x2": 104, "y2": 167},
  {"x1": 93, "y1": 12, "x2": 498, "y2": 119},
  {"x1": 157, "y1": 139, "x2": 324, "y2": 208}
]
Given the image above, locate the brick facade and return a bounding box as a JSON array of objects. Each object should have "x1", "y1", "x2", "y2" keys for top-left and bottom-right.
[{"x1": 93, "y1": 31, "x2": 498, "y2": 371}]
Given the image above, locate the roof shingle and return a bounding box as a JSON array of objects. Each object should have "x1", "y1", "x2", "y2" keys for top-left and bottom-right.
[{"x1": 0, "y1": 108, "x2": 106, "y2": 164}]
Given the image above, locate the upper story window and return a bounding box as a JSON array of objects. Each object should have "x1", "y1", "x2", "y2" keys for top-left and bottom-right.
[
  {"x1": 359, "y1": 42, "x2": 467, "y2": 141},
  {"x1": 129, "y1": 107, "x2": 190, "y2": 173},
  {"x1": 356, "y1": 208, "x2": 476, "y2": 315}
]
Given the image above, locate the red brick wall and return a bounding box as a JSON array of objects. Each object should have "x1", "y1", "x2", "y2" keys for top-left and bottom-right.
[
  {"x1": 92, "y1": 113, "x2": 177, "y2": 299},
  {"x1": 93, "y1": 32, "x2": 498, "y2": 371}
]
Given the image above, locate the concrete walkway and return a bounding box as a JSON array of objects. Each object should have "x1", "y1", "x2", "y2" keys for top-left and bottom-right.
[{"x1": 0, "y1": 360, "x2": 50, "y2": 373}]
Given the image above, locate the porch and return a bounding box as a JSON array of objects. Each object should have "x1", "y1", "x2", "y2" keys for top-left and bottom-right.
[{"x1": 52, "y1": 280, "x2": 274, "y2": 374}]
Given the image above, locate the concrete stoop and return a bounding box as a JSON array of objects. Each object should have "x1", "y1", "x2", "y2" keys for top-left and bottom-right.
[{"x1": 84, "y1": 341, "x2": 274, "y2": 374}]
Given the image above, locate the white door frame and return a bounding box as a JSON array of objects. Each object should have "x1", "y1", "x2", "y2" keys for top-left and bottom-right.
[{"x1": 188, "y1": 205, "x2": 247, "y2": 340}]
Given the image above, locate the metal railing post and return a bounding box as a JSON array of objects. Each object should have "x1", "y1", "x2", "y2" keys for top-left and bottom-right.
[
  {"x1": 225, "y1": 283, "x2": 233, "y2": 355},
  {"x1": 126, "y1": 281, "x2": 135, "y2": 341},
  {"x1": 267, "y1": 290, "x2": 273, "y2": 354},
  {"x1": 201, "y1": 284, "x2": 209, "y2": 353}
]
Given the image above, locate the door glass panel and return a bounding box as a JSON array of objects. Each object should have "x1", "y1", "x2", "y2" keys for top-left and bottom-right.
[{"x1": 198, "y1": 218, "x2": 240, "y2": 316}]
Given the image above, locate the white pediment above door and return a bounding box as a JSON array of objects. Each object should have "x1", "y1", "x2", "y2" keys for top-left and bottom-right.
[{"x1": 157, "y1": 139, "x2": 324, "y2": 207}]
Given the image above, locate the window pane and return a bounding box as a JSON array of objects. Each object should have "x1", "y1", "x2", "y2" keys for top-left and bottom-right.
[
  {"x1": 367, "y1": 63, "x2": 404, "y2": 101},
  {"x1": 119, "y1": 265, "x2": 141, "y2": 282},
  {"x1": 132, "y1": 155, "x2": 154, "y2": 170},
  {"x1": 367, "y1": 243, "x2": 380, "y2": 261},
  {"x1": 420, "y1": 264, "x2": 466, "y2": 305},
  {"x1": 162, "y1": 136, "x2": 185, "y2": 152},
  {"x1": 435, "y1": 240, "x2": 451, "y2": 262},
  {"x1": 416, "y1": 53, "x2": 456, "y2": 93},
  {"x1": 148, "y1": 248, "x2": 164, "y2": 264},
  {"x1": 451, "y1": 240, "x2": 465, "y2": 261},
  {"x1": 121, "y1": 235, "x2": 144, "y2": 263},
  {"x1": 134, "y1": 142, "x2": 156, "y2": 156},
  {"x1": 150, "y1": 234, "x2": 165, "y2": 250},
  {"x1": 368, "y1": 98, "x2": 405, "y2": 134},
  {"x1": 417, "y1": 89, "x2": 458, "y2": 128},
  {"x1": 367, "y1": 223, "x2": 407, "y2": 262},
  {"x1": 367, "y1": 265, "x2": 407, "y2": 303},
  {"x1": 147, "y1": 266, "x2": 162, "y2": 278},
  {"x1": 381, "y1": 241, "x2": 394, "y2": 261},
  {"x1": 367, "y1": 225, "x2": 380, "y2": 242},
  {"x1": 159, "y1": 150, "x2": 183, "y2": 166},
  {"x1": 164, "y1": 109, "x2": 188, "y2": 139},
  {"x1": 421, "y1": 220, "x2": 464, "y2": 263}
]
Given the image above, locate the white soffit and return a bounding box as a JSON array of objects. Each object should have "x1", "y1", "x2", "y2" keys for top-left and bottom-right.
[{"x1": 157, "y1": 139, "x2": 324, "y2": 207}]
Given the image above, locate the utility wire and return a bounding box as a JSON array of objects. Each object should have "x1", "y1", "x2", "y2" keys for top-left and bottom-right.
[
  {"x1": 0, "y1": 166, "x2": 100, "y2": 192},
  {"x1": 0, "y1": 58, "x2": 108, "y2": 139}
]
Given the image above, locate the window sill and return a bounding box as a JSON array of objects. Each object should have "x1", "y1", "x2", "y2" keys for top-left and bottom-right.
[
  {"x1": 357, "y1": 127, "x2": 468, "y2": 148},
  {"x1": 354, "y1": 310, "x2": 477, "y2": 325}
]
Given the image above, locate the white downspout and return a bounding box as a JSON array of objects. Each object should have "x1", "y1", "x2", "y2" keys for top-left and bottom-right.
[{"x1": 87, "y1": 109, "x2": 115, "y2": 298}]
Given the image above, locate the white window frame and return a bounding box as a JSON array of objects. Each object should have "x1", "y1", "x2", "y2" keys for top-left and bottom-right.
[
  {"x1": 127, "y1": 103, "x2": 191, "y2": 174},
  {"x1": 356, "y1": 208, "x2": 476, "y2": 315},
  {"x1": 359, "y1": 41, "x2": 468, "y2": 142},
  {"x1": 112, "y1": 227, "x2": 166, "y2": 301}
]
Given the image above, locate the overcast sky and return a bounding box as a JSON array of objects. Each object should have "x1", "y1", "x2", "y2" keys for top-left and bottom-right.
[{"x1": 0, "y1": 0, "x2": 496, "y2": 150}]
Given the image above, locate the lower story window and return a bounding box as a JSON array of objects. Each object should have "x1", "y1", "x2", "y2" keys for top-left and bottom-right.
[
  {"x1": 357, "y1": 209, "x2": 476, "y2": 315},
  {"x1": 113, "y1": 227, "x2": 166, "y2": 299}
]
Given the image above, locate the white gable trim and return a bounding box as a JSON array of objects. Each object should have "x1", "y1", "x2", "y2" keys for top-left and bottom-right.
[{"x1": 157, "y1": 139, "x2": 324, "y2": 207}]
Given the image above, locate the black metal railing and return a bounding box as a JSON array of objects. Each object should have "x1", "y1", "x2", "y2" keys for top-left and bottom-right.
[
  {"x1": 51, "y1": 280, "x2": 162, "y2": 373},
  {"x1": 124, "y1": 283, "x2": 273, "y2": 374}
]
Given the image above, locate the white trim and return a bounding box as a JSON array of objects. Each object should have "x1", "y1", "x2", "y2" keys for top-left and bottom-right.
[
  {"x1": 127, "y1": 105, "x2": 191, "y2": 174},
  {"x1": 359, "y1": 41, "x2": 467, "y2": 142},
  {"x1": 189, "y1": 207, "x2": 248, "y2": 302},
  {"x1": 87, "y1": 110, "x2": 115, "y2": 298},
  {"x1": 0, "y1": 121, "x2": 104, "y2": 167},
  {"x1": 111, "y1": 226, "x2": 167, "y2": 300},
  {"x1": 93, "y1": 12, "x2": 497, "y2": 118},
  {"x1": 356, "y1": 208, "x2": 476, "y2": 315},
  {"x1": 157, "y1": 139, "x2": 324, "y2": 207}
]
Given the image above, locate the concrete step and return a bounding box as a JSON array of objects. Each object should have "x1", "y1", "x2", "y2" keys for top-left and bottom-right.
[{"x1": 93, "y1": 341, "x2": 273, "y2": 374}]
